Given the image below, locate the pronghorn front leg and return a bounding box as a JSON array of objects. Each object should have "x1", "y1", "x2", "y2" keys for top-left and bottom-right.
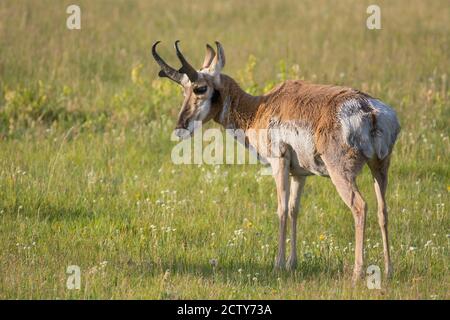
[
  {"x1": 271, "y1": 154, "x2": 291, "y2": 270},
  {"x1": 286, "y1": 175, "x2": 306, "y2": 270}
]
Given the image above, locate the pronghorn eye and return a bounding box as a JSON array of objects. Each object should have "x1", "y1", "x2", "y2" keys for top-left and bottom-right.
[{"x1": 193, "y1": 86, "x2": 208, "y2": 95}]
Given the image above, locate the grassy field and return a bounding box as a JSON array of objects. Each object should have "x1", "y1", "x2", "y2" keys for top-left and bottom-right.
[{"x1": 0, "y1": 0, "x2": 449, "y2": 299}]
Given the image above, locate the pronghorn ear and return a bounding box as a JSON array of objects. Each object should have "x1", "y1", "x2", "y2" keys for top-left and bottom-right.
[
  {"x1": 206, "y1": 41, "x2": 225, "y2": 85},
  {"x1": 202, "y1": 44, "x2": 216, "y2": 69}
]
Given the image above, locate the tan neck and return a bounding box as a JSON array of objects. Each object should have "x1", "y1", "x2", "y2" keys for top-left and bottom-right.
[{"x1": 214, "y1": 74, "x2": 263, "y2": 131}]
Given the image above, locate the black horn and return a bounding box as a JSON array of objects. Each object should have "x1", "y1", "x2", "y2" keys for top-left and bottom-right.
[
  {"x1": 151, "y1": 41, "x2": 184, "y2": 84},
  {"x1": 174, "y1": 40, "x2": 198, "y2": 82}
]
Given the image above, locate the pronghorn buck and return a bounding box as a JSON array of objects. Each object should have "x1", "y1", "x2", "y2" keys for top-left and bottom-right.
[{"x1": 152, "y1": 41, "x2": 400, "y2": 282}]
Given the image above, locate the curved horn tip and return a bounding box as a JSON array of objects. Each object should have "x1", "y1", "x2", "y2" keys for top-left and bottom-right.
[
  {"x1": 151, "y1": 41, "x2": 184, "y2": 84},
  {"x1": 151, "y1": 41, "x2": 162, "y2": 54},
  {"x1": 152, "y1": 40, "x2": 161, "y2": 48},
  {"x1": 174, "y1": 40, "x2": 185, "y2": 54}
]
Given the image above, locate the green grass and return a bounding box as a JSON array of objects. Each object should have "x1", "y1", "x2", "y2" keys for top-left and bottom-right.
[{"x1": 0, "y1": 0, "x2": 449, "y2": 299}]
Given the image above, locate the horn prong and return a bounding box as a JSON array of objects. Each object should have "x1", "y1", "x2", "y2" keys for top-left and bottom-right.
[
  {"x1": 174, "y1": 40, "x2": 198, "y2": 82},
  {"x1": 151, "y1": 41, "x2": 184, "y2": 84}
]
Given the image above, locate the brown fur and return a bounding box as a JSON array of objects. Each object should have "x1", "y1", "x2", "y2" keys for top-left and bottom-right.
[{"x1": 212, "y1": 75, "x2": 369, "y2": 155}]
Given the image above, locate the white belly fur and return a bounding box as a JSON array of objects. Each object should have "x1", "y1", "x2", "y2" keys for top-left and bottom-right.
[{"x1": 246, "y1": 119, "x2": 329, "y2": 176}]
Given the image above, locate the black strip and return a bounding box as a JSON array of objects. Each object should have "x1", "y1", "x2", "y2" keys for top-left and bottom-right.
[
  {"x1": 211, "y1": 89, "x2": 220, "y2": 104},
  {"x1": 0, "y1": 299, "x2": 442, "y2": 319}
]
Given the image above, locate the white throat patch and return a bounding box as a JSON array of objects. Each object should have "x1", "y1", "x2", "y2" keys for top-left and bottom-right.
[{"x1": 219, "y1": 96, "x2": 231, "y2": 126}]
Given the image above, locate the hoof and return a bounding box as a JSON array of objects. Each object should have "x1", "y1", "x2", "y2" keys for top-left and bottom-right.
[
  {"x1": 274, "y1": 258, "x2": 285, "y2": 270},
  {"x1": 286, "y1": 257, "x2": 297, "y2": 271},
  {"x1": 351, "y1": 270, "x2": 364, "y2": 286},
  {"x1": 385, "y1": 265, "x2": 393, "y2": 280}
]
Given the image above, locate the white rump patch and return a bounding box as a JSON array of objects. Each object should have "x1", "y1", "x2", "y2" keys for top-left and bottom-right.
[
  {"x1": 369, "y1": 98, "x2": 400, "y2": 159},
  {"x1": 339, "y1": 98, "x2": 400, "y2": 160},
  {"x1": 339, "y1": 99, "x2": 375, "y2": 158}
]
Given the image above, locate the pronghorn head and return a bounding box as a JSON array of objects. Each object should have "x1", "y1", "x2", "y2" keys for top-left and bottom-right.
[{"x1": 152, "y1": 41, "x2": 226, "y2": 139}]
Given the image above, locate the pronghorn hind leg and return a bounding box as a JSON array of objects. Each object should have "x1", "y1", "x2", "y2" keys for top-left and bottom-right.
[
  {"x1": 368, "y1": 156, "x2": 393, "y2": 278},
  {"x1": 322, "y1": 154, "x2": 367, "y2": 283},
  {"x1": 286, "y1": 175, "x2": 306, "y2": 271},
  {"x1": 271, "y1": 155, "x2": 291, "y2": 270}
]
